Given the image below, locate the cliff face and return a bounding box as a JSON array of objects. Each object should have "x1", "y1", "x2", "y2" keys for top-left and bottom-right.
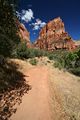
[
  {"x1": 34, "y1": 17, "x2": 76, "y2": 51},
  {"x1": 17, "y1": 22, "x2": 32, "y2": 48}
]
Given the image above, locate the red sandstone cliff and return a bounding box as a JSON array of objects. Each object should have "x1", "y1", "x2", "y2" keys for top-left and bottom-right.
[
  {"x1": 34, "y1": 17, "x2": 76, "y2": 51},
  {"x1": 17, "y1": 21, "x2": 32, "y2": 48}
]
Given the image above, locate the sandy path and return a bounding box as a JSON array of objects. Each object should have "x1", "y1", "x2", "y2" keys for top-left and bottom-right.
[
  {"x1": 10, "y1": 58, "x2": 80, "y2": 120},
  {"x1": 10, "y1": 66, "x2": 52, "y2": 120}
]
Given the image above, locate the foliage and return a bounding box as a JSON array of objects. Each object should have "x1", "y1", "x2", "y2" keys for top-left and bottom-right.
[
  {"x1": 33, "y1": 49, "x2": 47, "y2": 57},
  {"x1": 76, "y1": 49, "x2": 80, "y2": 58},
  {"x1": 0, "y1": 0, "x2": 20, "y2": 57},
  {"x1": 69, "y1": 67, "x2": 80, "y2": 76},
  {"x1": 12, "y1": 39, "x2": 80, "y2": 76},
  {"x1": 54, "y1": 62, "x2": 63, "y2": 70},
  {"x1": 52, "y1": 49, "x2": 80, "y2": 76},
  {"x1": 14, "y1": 42, "x2": 48, "y2": 59},
  {"x1": 14, "y1": 42, "x2": 28, "y2": 59},
  {"x1": 29, "y1": 58, "x2": 38, "y2": 65},
  {"x1": 65, "y1": 52, "x2": 78, "y2": 68},
  {"x1": 47, "y1": 53, "x2": 54, "y2": 60}
]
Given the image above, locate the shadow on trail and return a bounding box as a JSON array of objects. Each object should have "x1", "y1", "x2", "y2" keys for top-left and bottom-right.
[{"x1": 0, "y1": 59, "x2": 32, "y2": 120}]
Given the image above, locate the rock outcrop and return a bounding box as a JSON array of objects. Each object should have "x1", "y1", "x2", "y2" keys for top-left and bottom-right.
[
  {"x1": 17, "y1": 21, "x2": 32, "y2": 48},
  {"x1": 74, "y1": 40, "x2": 80, "y2": 48},
  {"x1": 34, "y1": 17, "x2": 76, "y2": 51}
]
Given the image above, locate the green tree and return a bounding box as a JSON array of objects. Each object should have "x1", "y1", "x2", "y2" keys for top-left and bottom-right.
[{"x1": 0, "y1": 0, "x2": 20, "y2": 56}]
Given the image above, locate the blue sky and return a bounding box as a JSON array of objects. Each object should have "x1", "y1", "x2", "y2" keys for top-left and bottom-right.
[{"x1": 18, "y1": 0, "x2": 80, "y2": 42}]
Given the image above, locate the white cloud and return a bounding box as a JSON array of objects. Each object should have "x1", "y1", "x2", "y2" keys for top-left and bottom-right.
[
  {"x1": 40, "y1": 22, "x2": 46, "y2": 27},
  {"x1": 21, "y1": 9, "x2": 34, "y2": 22},
  {"x1": 33, "y1": 25, "x2": 40, "y2": 30},
  {"x1": 16, "y1": 9, "x2": 46, "y2": 31},
  {"x1": 31, "y1": 19, "x2": 46, "y2": 30},
  {"x1": 22, "y1": 10, "x2": 26, "y2": 15},
  {"x1": 36, "y1": 19, "x2": 42, "y2": 25}
]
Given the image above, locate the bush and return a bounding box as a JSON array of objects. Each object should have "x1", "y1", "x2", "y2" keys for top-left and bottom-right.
[
  {"x1": 69, "y1": 67, "x2": 80, "y2": 76},
  {"x1": 47, "y1": 53, "x2": 54, "y2": 60},
  {"x1": 76, "y1": 49, "x2": 80, "y2": 58},
  {"x1": 14, "y1": 43, "x2": 48, "y2": 59},
  {"x1": 53, "y1": 49, "x2": 80, "y2": 76},
  {"x1": 65, "y1": 52, "x2": 78, "y2": 68},
  {"x1": 29, "y1": 59, "x2": 38, "y2": 65},
  {"x1": 13, "y1": 42, "x2": 28, "y2": 59},
  {"x1": 29, "y1": 49, "x2": 47, "y2": 58},
  {"x1": 54, "y1": 62, "x2": 62, "y2": 70}
]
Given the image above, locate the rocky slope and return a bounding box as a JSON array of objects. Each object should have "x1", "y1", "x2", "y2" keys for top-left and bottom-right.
[{"x1": 34, "y1": 17, "x2": 76, "y2": 51}]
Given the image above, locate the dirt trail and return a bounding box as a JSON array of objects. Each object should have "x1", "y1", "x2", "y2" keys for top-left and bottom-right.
[
  {"x1": 10, "y1": 58, "x2": 80, "y2": 120},
  {"x1": 10, "y1": 65, "x2": 52, "y2": 120}
]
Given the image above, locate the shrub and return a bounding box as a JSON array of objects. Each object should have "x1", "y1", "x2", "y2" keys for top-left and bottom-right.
[
  {"x1": 69, "y1": 67, "x2": 80, "y2": 76},
  {"x1": 29, "y1": 59, "x2": 38, "y2": 65},
  {"x1": 31, "y1": 49, "x2": 47, "y2": 58},
  {"x1": 14, "y1": 44, "x2": 48, "y2": 59},
  {"x1": 75, "y1": 59, "x2": 80, "y2": 67},
  {"x1": 76, "y1": 49, "x2": 80, "y2": 58},
  {"x1": 13, "y1": 42, "x2": 28, "y2": 59},
  {"x1": 54, "y1": 59, "x2": 65, "y2": 70},
  {"x1": 54, "y1": 62, "x2": 62, "y2": 70},
  {"x1": 65, "y1": 52, "x2": 78, "y2": 67},
  {"x1": 53, "y1": 49, "x2": 80, "y2": 76},
  {"x1": 47, "y1": 53, "x2": 54, "y2": 60}
]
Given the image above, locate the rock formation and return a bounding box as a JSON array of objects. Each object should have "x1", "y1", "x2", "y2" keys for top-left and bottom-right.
[
  {"x1": 74, "y1": 40, "x2": 80, "y2": 48},
  {"x1": 34, "y1": 17, "x2": 76, "y2": 51},
  {"x1": 17, "y1": 21, "x2": 32, "y2": 48}
]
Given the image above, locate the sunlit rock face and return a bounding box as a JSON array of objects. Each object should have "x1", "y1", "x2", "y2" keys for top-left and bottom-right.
[
  {"x1": 34, "y1": 17, "x2": 76, "y2": 51},
  {"x1": 17, "y1": 21, "x2": 32, "y2": 48}
]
